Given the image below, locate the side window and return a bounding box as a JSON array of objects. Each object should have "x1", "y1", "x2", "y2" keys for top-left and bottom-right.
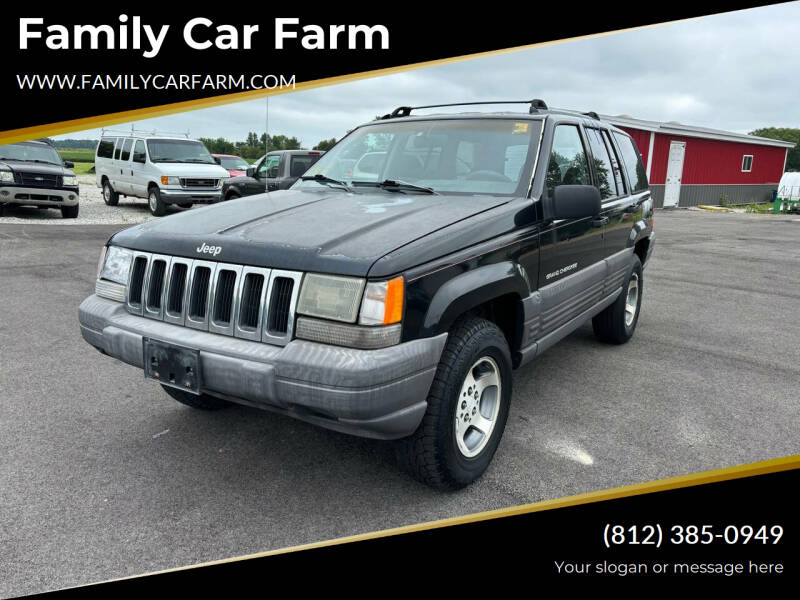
[
  {"x1": 263, "y1": 155, "x2": 280, "y2": 178},
  {"x1": 546, "y1": 125, "x2": 590, "y2": 198},
  {"x1": 113, "y1": 138, "x2": 123, "y2": 160},
  {"x1": 120, "y1": 138, "x2": 133, "y2": 162},
  {"x1": 613, "y1": 132, "x2": 648, "y2": 192},
  {"x1": 132, "y1": 140, "x2": 146, "y2": 164},
  {"x1": 602, "y1": 131, "x2": 626, "y2": 195},
  {"x1": 741, "y1": 155, "x2": 753, "y2": 172},
  {"x1": 585, "y1": 127, "x2": 618, "y2": 199},
  {"x1": 97, "y1": 138, "x2": 116, "y2": 159}
]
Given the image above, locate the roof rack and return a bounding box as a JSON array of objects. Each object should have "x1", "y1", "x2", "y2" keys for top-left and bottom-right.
[
  {"x1": 543, "y1": 108, "x2": 601, "y2": 121},
  {"x1": 100, "y1": 127, "x2": 192, "y2": 138},
  {"x1": 381, "y1": 99, "x2": 549, "y2": 119}
]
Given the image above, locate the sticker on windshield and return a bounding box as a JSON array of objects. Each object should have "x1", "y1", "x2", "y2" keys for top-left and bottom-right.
[{"x1": 512, "y1": 122, "x2": 530, "y2": 134}]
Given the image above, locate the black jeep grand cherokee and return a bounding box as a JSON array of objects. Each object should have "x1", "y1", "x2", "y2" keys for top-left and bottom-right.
[{"x1": 79, "y1": 100, "x2": 655, "y2": 489}]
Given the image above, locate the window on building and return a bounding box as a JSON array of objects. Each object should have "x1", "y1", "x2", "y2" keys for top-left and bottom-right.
[{"x1": 742, "y1": 155, "x2": 753, "y2": 172}]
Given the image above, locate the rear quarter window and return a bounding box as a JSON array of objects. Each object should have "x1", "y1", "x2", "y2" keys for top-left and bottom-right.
[{"x1": 613, "y1": 132, "x2": 649, "y2": 192}]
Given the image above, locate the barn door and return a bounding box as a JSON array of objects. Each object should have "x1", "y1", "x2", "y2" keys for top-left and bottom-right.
[{"x1": 663, "y1": 141, "x2": 685, "y2": 208}]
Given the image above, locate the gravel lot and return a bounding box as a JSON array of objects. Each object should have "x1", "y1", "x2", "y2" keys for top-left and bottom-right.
[
  {"x1": 0, "y1": 175, "x2": 189, "y2": 224},
  {"x1": 1, "y1": 210, "x2": 798, "y2": 596}
]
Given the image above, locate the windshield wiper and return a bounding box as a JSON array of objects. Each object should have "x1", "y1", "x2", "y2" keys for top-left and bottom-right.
[
  {"x1": 300, "y1": 173, "x2": 352, "y2": 192},
  {"x1": 184, "y1": 158, "x2": 215, "y2": 164},
  {"x1": 352, "y1": 179, "x2": 438, "y2": 195}
]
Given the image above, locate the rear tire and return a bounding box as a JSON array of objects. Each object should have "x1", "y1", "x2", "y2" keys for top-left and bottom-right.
[
  {"x1": 395, "y1": 317, "x2": 512, "y2": 489},
  {"x1": 161, "y1": 385, "x2": 231, "y2": 410},
  {"x1": 61, "y1": 204, "x2": 79, "y2": 219},
  {"x1": 102, "y1": 180, "x2": 119, "y2": 206},
  {"x1": 148, "y1": 187, "x2": 167, "y2": 216},
  {"x1": 592, "y1": 254, "x2": 643, "y2": 344}
]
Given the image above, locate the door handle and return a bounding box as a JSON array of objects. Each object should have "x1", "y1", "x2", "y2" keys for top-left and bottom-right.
[{"x1": 592, "y1": 216, "x2": 609, "y2": 227}]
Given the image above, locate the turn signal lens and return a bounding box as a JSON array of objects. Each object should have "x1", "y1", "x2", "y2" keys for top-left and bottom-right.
[
  {"x1": 160, "y1": 175, "x2": 169, "y2": 185},
  {"x1": 359, "y1": 277, "x2": 404, "y2": 326}
]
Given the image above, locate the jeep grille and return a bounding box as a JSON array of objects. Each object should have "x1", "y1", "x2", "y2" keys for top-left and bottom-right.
[{"x1": 125, "y1": 251, "x2": 301, "y2": 345}]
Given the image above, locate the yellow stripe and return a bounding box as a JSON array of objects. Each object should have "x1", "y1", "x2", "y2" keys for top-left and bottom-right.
[
  {"x1": 75, "y1": 454, "x2": 798, "y2": 587},
  {"x1": 0, "y1": 16, "x2": 706, "y2": 145}
]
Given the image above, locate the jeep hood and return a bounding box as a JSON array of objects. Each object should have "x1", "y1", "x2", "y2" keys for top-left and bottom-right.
[{"x1": 110, "y1": 189, "x2": 509, "y2": 277}]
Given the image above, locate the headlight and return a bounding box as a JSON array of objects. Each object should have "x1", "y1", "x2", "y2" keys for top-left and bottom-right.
[
  {"x1": 0, "y1": 170, "x2": 13, "y2": 182},
  {"x1": 296, "y1": 273, "x2": 365, "y2": 323},
  {"x1": 62, "y1": 175, "x2": 78, "y2": 187},
  {"x1": 359, "y1": 277, "x2": 404, "y2": 325},
  {"x1": 160, "y1": 175, "x2": 181, "y2": 185},
  {"x1": 99, "y1": 245, "x2": 133, "y2": 285}
]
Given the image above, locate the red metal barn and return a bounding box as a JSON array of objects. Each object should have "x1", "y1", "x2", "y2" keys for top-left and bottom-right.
[{"x1": 603, "y1": 115, "x2": 794, "y2": 208}]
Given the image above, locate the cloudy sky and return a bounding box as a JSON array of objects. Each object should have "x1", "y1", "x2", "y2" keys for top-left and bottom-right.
[{"x1": 57, "y1": 3, "x2": 799, "y2": 147}]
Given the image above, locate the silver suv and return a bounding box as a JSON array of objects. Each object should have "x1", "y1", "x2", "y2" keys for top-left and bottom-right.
[{"x1": 95, "y1": 131, "x2": 229, "y2": 216}]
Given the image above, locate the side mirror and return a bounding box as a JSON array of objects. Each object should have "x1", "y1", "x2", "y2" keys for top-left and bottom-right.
[
  {"x1": 246, "y1": 166, "x2": 255, "y2": 178},
  {"x1": 553, "y1": 185, "x2": 601, "y2": 220},
  {"x1": 213, "y1": 157, "x2": 221, "y2": 164},
  {"x1": 64, "y1": 161, "x2": 74, "y2": 168}
]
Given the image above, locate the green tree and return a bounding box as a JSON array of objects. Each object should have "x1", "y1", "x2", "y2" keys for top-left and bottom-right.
[
  {"x1": 313, "y1": 138, "x2": 337, "y2": 151},
  {"x1": 749, "y1": 127, "x2": 800, "y2": 172}
]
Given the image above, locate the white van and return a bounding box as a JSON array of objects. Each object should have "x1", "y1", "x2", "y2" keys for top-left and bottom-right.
[{"x1": 95, "y1": 131, "x2": 229, "y2": 216}]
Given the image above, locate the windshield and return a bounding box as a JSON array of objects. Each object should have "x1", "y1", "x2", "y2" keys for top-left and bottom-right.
[
  {"x1": 147, "y1": 139, "x2": 215, "y2": 164},
  {"x1": 0, "y1": 142, "x2": 62, "y2": 165},
  {"x1": 298, "y1": 118, "x2": 541, "y2": 196},
  {"x1": 218, "y1": 156, "x2": 249, "y2": 170}
]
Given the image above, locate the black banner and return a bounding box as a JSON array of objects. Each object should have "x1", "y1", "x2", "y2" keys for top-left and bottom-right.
[
  {"x1": 45, "y1": 464, "x2": 797, "y2": 594},
  {"x1": 0, "y1": 3, "x2": 780, "y2": 133}
]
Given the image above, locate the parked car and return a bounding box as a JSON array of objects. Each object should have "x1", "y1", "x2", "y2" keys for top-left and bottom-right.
[
  {"x1": 80, "y1": 100, "x2": 655, "y2": 489},
  {"x1": 222, "y1": 150, "x2": 323, "y2": 200},
  {"x1": 212, "y1": 154, "x2": 250, "y2": 177},
  {"x1": 0, "y1": 140, "x2": 79, "y2": 218},
  {"x1": 95, "y1": 132, "x2": 229, "y2": 216}
]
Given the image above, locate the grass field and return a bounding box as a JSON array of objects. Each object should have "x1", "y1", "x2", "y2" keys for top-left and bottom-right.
[
  {"x1": 56, "y1": 148, "x2": 95, "y2": 163},
  {"x1": 56, "y1": 148, "x2": 94, "y2": 175}
]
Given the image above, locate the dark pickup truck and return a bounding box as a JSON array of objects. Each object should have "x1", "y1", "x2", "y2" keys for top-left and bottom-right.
[
  {"x1": 0, "y1": 140, "x2": 80, "y2": 218},
  {"x1": 222, "y1": 149, "x2": 323, "y2": 200},
  {"x1": 79, "y1": 100, "x2": 655, "y2": 489}
]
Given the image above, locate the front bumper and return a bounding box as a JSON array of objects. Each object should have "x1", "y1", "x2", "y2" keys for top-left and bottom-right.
[
  {"x1": 78, "y1": 295, "x2": 446, "y2": 440},
  {"x1": 159, "y1": 188, "x2": 222, "y2": 204},
  {"x1": 0, "y1": 185, "x2": 79, "y2": 207}
]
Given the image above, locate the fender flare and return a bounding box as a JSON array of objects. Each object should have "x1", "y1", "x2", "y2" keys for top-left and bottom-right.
[{"x1": 420, "y1": 261, "x2": 530, "y2": 338}]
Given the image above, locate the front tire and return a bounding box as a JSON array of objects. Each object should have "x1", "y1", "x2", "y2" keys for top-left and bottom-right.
[
  {"x1": 102, "y1": 180, "x2": 119, "y2": 206},
  {"x1": 395, "y1": 317, "x2": 512, "y2": 489},
  {"x1": 161, "y1": 385, "x2": 231, "y2": 410},
  {"x1": 592, "y1": 254, "x2": 643, "y2": 344},
  {"x1": 148, "y1": 187, "x2": 167, "y2": 216},
  {"x1": 60, "y1": 204, "x2": 79, "y2": 219}
]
